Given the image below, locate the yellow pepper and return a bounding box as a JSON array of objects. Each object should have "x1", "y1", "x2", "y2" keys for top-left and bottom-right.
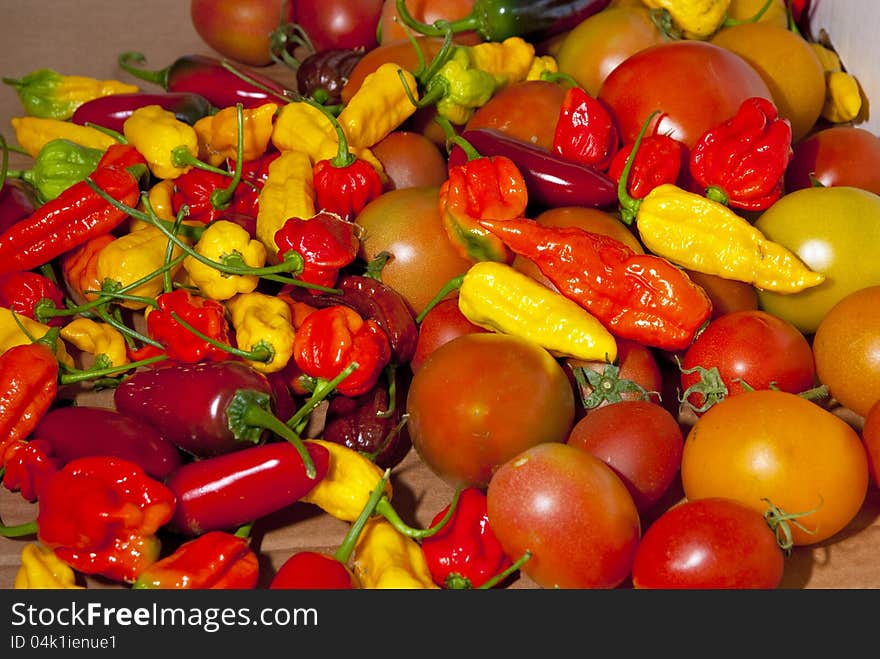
[
  {"x1": 633, "y1": 183, "x2": 825, "y2": 292},
  {"x1": 4, "y1": 68, "x2": 137, "y2": 120},
  {"x1": 300, "y1": 439, "x2": 393, "y2": 522},
  {"x1": 123, "y1": 104, "x2": 199, "y2": 180},
  {"x1": 96, "y1": 226, "x2": 187, "y2": 310},
  {"x1": 9, "y1": 116, "x2": 117, "y2": 158},
  {"x1": 810, "y1": 42, "x2": 863, "y2": 123},
  {"x1": 527, "y1": 55, "x2": 559, "y2": 81},
  {"x1": 225, "y1": 291, "x2": 295, "y2": 374},
  {"x1": 59, "y1": 317, "x2": 128, "y2": 368},
  {"x1": 470, "y1": 37, "x2": 536, "y2": 89},
  {"x1": 641, "y1": 0, "x2": 731, "y2": 39},
  {"x1": 194, "y1": 102, "x2": 278, "y2": 167},
  {"x1": 0, "y1": 307, "x2": 73, "y2": 366},
  {"x1": 337, "y1": 62, "x2": 420, "y2": 149},
  {"x1": 255, "y1": 149, "x2": 316, "y2": 257},
  {"x1": 14, "y1": 543, "x2": 84, "y2": 589},
  {"x1": 183, "y1": 220, "x2": 266, "y2": 301},
  {"x1": 352, "y1": 517, "x2": 439, "y2": 589},
  {"x1": 458, "y1": 261, "x2": 618, "y2": 362}
]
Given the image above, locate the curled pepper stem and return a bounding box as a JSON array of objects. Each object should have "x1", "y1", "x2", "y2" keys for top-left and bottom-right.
[
  {"x1": 269, "y1": 19, "x2": 315, "y2": 70},
  {"x1": 118, "y1": 51, "x2": 170, "y2": 86},
  {"x1": 168, "y1": 310, "x2": 274, "y2": 363},
  {"x1": 170, "y1": 146, "x2": 231, "y2": 176},
  {"x1": 209, "y1": 103, "x2": 245, "y2": 209},
  {"x1": 0, "y1": 519, "x2": 38, "y2": 538},
  {"x1": 434, "y1": 115, "x2": 481, "y2": 161},
  {"x1": 95, "y1": 303, "x2": 163, "y2": 349},
  {"x1": 415, "y1": 274, "x2": 464, "y2": 323},
  {"x1": 333, "y1": 468, "x2": 392, "y2": 565},
  {"x1": 617, "y1": 109, "x2": 662, "y2": 226},
  {"x1": 300, "y1": 97, "x2": 356, "y2": 168},
  {"x1": 287, "y1": 362, "x2": 359, "y2": 433},
  {"x1": 239, "y1": 399, "x2": 317, "y2": 479},
  {"x1": 394, "y1": 0, "x2": 477, "y2": 39},
  {"x1": 375, "y1": 485, "x2": 464, "y2": 540},
  {"x1": 362, "y1": 413, "x2": 409, "y2": 463},
  {"x1": 478, "y1": 551, "x2": 532, "y2": 590},
  {"x1": 59, "y1": 353, "x2": 168, "y2": 385}
]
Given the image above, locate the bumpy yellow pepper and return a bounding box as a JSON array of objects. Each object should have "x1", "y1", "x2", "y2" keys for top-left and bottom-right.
[
  {"x1": 352, "y1": 517, "x2": 439, "y2": 589},
  {"x1": 431, "y1": 47, "x2": 498, "y2": 125},
  {"x1": 527, "y1": 55, "x2": 559, "y2": 81},
  {"x1": 183, "y1": 220, "x2": 266, "y2": 301},
  {"x1": 301, "y1": 439, "x2": 393, "y2": 522},
  {"x1": 9, "y1": 116, "x2": 117, "y2": 158},
  {"x1": 4, "y1": 69, "x2": 138, "y2": 120},
  {"x1": 123, "y1": 104, "x2": 199, "y2": 179},
  {"x1": 14, "y1": 543, "x2": 84, "y2": 589},
  {"x1": 95, "y1": 226, "x2": 186, "y2": 309},
  {"x1": 469, "y1": 37, "x2": 536, "y2": 89},
  {"x1": 810, "y1": 42, "x2": 863, "y2": 124},
  {"x1": 59, "y1": 317, "x2": 128, "y2": 368},
  {"x1": 634, "y1": 184, "x2": 825, "y2": 292},
  {"x1": 255, "y1": 149, "x2": 315, "y2": 257},
  {"x1": 0, "y1": 307, "x2": 72, "y2": 366},
  {"x1": 193, "y1": 102, "x2": 278, "y2": 167},
  {"x1": 641, "y1": 0, "x2": 731, "y2": 39},
  {"x1": 225, "y1": 291, "x2": 295, "y2": 374},
  {"x1": 458, "y1": 261, "x2": 618, "y2": 362}
]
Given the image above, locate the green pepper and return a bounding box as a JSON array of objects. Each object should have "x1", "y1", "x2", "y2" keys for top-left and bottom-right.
[
  {"x1": 8, "y1": 138, "x2": 105, "y2": 203},
  {"x1": 424, "y1": 48, "x2": 498, "y2": 125},
  {"x1": 3, "y1": 68, "x2": 139, "y2": 120}
]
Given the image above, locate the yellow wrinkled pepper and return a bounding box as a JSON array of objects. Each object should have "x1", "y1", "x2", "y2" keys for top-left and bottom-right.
[
  {"x1": 458, "y1": 261, "x2": 618, "y2": 362},
  {"x1": 527, "y1": 55, "x2": 559, "y2": 81},
  {"x1": 9, "y1": 116, "x2": 117, "y2": 158},
  {"x1": 14, "y1": 543, "x2": 84, "y2": 590},
  {"x1": 183, "y1": 220, "x2": 266, "y2": 301},
  {"x1": 352, "y1": 517, "x2": 439, "y2": 589},
  {"x1": 4, "y1": 68, "x2": 138, "y2": 120},
  {"x1": 641, "y1": 0, "x2": 731, "y2": 39},
  {"x1": 225, "y1": 291, "x2": 295, "y2": 373},
  {"x1": 60, "y1": 317, "x2": 128, "y2": 368},
  {"x1": 255, "y1": 149, "x2": 315, "y2": 257},
  {"x1": 96, "y1": 226, "x2": 187, "y2": 310},
  {"x1": 810, "y1": 42, "x2": 863, "y2": 123},
  {"x1": 0, "y1": 307, "x2": 72, "y2": 366},
  {"x1": 301, "y1": 439, "x2": 393, "y2": 522},
  {"x1": 470, "y1": 37, "x2": 536, "y2": 89},
  {"x1": 123, "y1": 104, "x2": 199, "y2": 179},
  {"x1": 634, "y1": 184, "x2": 825, "y2": 292},
  {"x1": 193, "y1": 102, "x2": 277, "y2": 167}
]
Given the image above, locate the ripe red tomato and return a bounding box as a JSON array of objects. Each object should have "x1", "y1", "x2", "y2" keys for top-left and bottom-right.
[
  {"x1": 190, "y1": 0, "x2": 294, "y2": 66},
  {"x1": 566, "y1": 399, "x2": 684, "y2": 514},
  {"x1": 679, "y1": 310, "x2": 816, "y2": 415},
  {"x1": 406, "y1": 333, "x2": 576, "y2": 488},
  {"x1": 598, "y1": 41, "x2": 773, "y2": 148},
  {"x1": 487, "y1": 442, "x2": 641, "y2": 589},
  {"x1": 409, "y1": 296, "x2": 488, "y2": 373},
  {"x1": 294, "y1": 0, "x2": 385, "y2": 52},
  {"x1": 631, "y1": 497, "x2": 785, "y2": 589},
  {"x1": 785, "y1": 126, "x2": 880, "y2": 197},
  {"x1": 370, "y1": 131, "x2": 449, "y2": 191}
]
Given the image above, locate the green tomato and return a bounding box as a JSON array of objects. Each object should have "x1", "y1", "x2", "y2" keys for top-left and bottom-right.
[{"x1": 754, "y1": 186, "x2": 880, "y2": 334}]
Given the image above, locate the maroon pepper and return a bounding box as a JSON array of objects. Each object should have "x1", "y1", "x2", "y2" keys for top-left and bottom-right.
[
  {"x1": 0, "y1": 179, "x2": 39, "y2": 234},
  {"x1": 71, "y1": 91, "x2": 215, "y2": 133}
]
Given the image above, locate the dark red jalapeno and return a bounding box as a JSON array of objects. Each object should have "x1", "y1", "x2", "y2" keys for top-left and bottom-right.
[{"x1": 71, "y1": 91, "x2": 216, "y2": 133}]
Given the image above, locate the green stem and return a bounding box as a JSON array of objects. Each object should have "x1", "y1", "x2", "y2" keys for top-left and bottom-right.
[
  {"x1": 375, "y1": 486, "x2": 463, "y2": 540},
  {"x1": 617, "y1": 109, "x2": 661, "y2": 226},
  {"x1": 234, "y1": 522, "x2": 254, "y2": 539},
  {"x1": 478, "y1": 551, "x2": 532, "y2": 590},
  {"x1": 286, "y1": 362, "x2": 359, "y2": 432},
  {"x1": 394, "y1": 0, "x2": 478, "y2": 39},
  {"x1": 168, "y1": 310, "x2": 273, "y2": 364},
  {"x1": 0, "y1": 520, "x2": 38, "y2": 538},
  {"x1": 210, "y1": 104, "x2": 245, "y2": 209},
  {"x1": 171, "y1": 146, "x2": 231, "y2": 176},
  {"x1": 241, "y1": 403, "x2": 317, "y2": 479},
  {"x1": 219, "y1": 60, "x2": 300, "y2": 104},
  {"x1": 0, "y1": 133, "x2": 8, "y2": 190},
  {"x1": 95, "y1": 303, "x2": 163, "y2": 348},
  {"x1": 117, "y1": 51, "x2": 170, "y2": 87},
  {"x1": 333, "y1": 469, "x2": 391, "y2": 565},
  {"x1": 415, "y1": 274, "x2": 464, "y2": 323},
  {"x1": 59, "y1": 354, "x2": 168, "y2": 385},
  {"x1": 84, "y1": 122, "x2": 126, "y2": 144},
  {"x1": 301, "y1": 97, "x2": 355, "y2": 168},
  {"x1": 722, "y1": 0, "x2": 775, "y2": 27}
]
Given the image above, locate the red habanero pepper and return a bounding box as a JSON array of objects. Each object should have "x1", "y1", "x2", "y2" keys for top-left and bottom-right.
[
  {"x1": 133, "y1": 531, "x2": 259, "y2": 589},
  {"x1": 0, "y1": 271, "x2": 65, "y2": 327},
  {"x1": 607, "y1": 132, "x2": 687, "y2": 200},
  {"x1": 36, "y1": 456, "x2": 176, "y2": 584},
  {"x1": 96, "y1": 142, "x2": 149, "y2": 171},
  {"x1": 689, "y1": 96, "x2": 793, "y2": 211},
  {"x1": 0, "y1": 339, "x2": 59, "y2": 459},
  {"x1": 274, "y1": 210, "x2": 360, "y2": 291},
  {"x1": 1, "y1": 439, "x2": 60, "y2": 503},
  {"x1": 171, "y1": 168, "x2": 231, "y2": 224},
  {"x1": 293, "y1": 304, "x2": 392, "y2": 397},
  {"x1": 552, "y1": 86, "x2": 619, "y2": 171},
  {"x1": 227, "y1": 151, "x2": 280, "y2": 220},
  {"x1": 139, "y1": 289, "x2": 233, "y2": 363},
  {"x1": 421, "y1": 487, "x2": 512, "y2": 589},
  {"x1": 479, "y1": 218, "x2": 713, "y2": 351}
]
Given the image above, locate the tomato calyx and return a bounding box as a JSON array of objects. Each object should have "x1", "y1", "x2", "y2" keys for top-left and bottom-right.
[
  {"x1": 677, "y1": 359, "x2": 729, "y2": 415},
  {"x1": 572, "y1": 363, "x2": 659, "y2": 410},
  {"x1": 762, "y1": 497, "x2": 822, "y2": 556}
]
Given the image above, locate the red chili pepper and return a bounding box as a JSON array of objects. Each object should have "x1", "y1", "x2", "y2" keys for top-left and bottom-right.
[
  {"x1": 95, "y1": 142, "x2": 149, "y2": 171},
  {"x1": 274, "y1": 211, "x2": 360, "y2": 291},
  {"x1": 141, "y1": 289, "x2": 232, "y2": 363},
  {"x1": 270, "y1": 550, "x2": 358, "y2": 590},
  {"x1": 36, "y1": 456, "x2": 176, "y2": 584},
  {"x1": 689, "y1": 96, "x2": 793, "y2": 211},
  {"x1": 0, "y1": 339, "x2": 59, "y2": 459},
  {"x1": 1, "y1": 439, "x2": 60, "y2": 503},
  {"x1": 439, "y1": 152, "x2": 528, "y2": 263},
  {"x1": 293, "y1": 304, "x2": 392, "y2": 397},
  {"x1": 132, "y1": 531, "x2": 259, "y2": 589},
  {"x1": 421, "y1": 487, "x2": 512, "y2": 589},
  {"x1": 171, "y1": 168, "x2": 231, "y2": 224},
  {"x1": 552, "y1": 86, "x2": 619, "y2": 171},
  {"x1": 0, "y1": 179, "x2": 39, "y2": 235},
  {"x1": 72, "y1": 91, "x2": 215, "y2": 134},
  {"x1": 227, "y1": 151, "x2": 280, "y2": 220},
  {"x1": 479, "y1": 218, "x2": 713, "y2": 351},
  {"x1": 607, "y1": 133, "x2": 687, "y2": 200},
  {"x1": 0, "y1": 271, "x2": 66, "y2": 327}
]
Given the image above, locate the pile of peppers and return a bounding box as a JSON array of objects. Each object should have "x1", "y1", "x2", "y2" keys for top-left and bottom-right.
[{"x1": 0, "y1": 0, "x2": 846, "y2": 590}]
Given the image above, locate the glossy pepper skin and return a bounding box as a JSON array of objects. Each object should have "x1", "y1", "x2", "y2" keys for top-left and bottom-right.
[
  {"x1": 274, "y1": 211, "x2": 360, "y2": 291},
  {"x1": 141, "y1": 289, "x2": 232, "y2": 363},
  {"x1": 2, "y1": 439, "x2": 60, "y2": 503},
  {"x1": 164, "y1": 441, "x2": 330, "y2": 537},
  {"x1": 59, "y1": 317, "x2": 129, "y2": 367},
  {"x1": 480, "y1": 218, "x2": 713, "y2": 352},
  {"x1": 270, "y1": 551, "x2": 358, "y2": 590},
  {"x1": 449, "y1": 128, "x2": 619, "y2": 210},
  {"x1": 352, "y1": 517, "x2": 438, "y2": 589},
  {"x1": 312, "y1": 138, "x2": 384, "y2": 221},
  {"x1": 641, "y1": 0, "x2": 730, "y2": 40},
  {"x1": 3, "y1": 68, "x2": 138, "y2": 120},
  {"x1": 0, "y1": 271, "x2": 66, "y2": 327},
  {"x1": 10, "y1": 116, "x2": 117, "y2": 158},
  {"x1": 184, "y1": 220, "x2": 266, "y2": 301},
  {"x1": 10, "y1": 137, "x2": 104, "y2": 203},
  {"x1": 553, "y1": 86, "x2": 619, "y2": 171},
  {"x1": 0, "y1": 179, "x2": 39, "y2": 234},
  {"x1": 689, "y1": 97, "x2": 792, "y2": 211},
  {"x1": 193, "y1": 102, "x2": 277, "y2": 167},
  {"x1": 0, "y1": 340, "x2": 59, "y2": 460},
  {"x1": 36, "y1": 456, "x2": 176, "y2": 584},
  {"x1": 123, "y1": 104, "x2": 199, "y2": 180},
  {"x1": 71, "y1": 91, "x2": 215, "y2": 133},
  {"x1": 14, "y1": 542, "x2": 84, "y2": 589},
  {"x1": 421, "y1": 487, "x2": 512, "y2": 589},
  {"x1": 132, "y1": 531, "x2": 259, "y2": 590},
  {"x1": 255, "y1": 149, "x2": 316, "y2": 258},
  {"x1": 607, "y1": 133, "x2": 686, "y2": 200}
]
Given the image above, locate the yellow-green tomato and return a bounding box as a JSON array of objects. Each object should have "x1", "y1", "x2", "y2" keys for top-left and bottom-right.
[{"x1": 754, "y1": 186, "x2": 880, "y2": 334}]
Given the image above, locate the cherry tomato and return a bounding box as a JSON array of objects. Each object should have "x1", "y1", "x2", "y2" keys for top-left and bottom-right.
[
  {"x1": 371, "y1": 131, "x2": 448, "y2": 191},
  {"x1": 190, "y1": 0, "x2": 294, "y2": 66},
  {"x1": 785, "y1": 126, "x2": 880, "y2": 196},
  {"x1": 409, "y1": 296, "x2": 488, "y2": 373},
  {"x1": 294, "y1": 0, "x2": 384, "y2": 52},
  {"x1": 681, "y1": 389, "x2": 869, "y2": 546},
  {"x1": 598, "y1": 41, "x2": 773, "y2": 149},
  {"x1": 679, "y1": 309, "x2": 816, "y2": 415},
  {"x1": 631, "y1": 497, "x2": 785, "y2": 589},
  {"x1": 861, "y1": 400, "x2": 880, "y2": 488},
  {"x1": 406, "y1": 333, "x2": 576, "y2": 488},
  {"x1": 812, "y1": 285, "x2": 880, "y2": 419},
  {"x1": 486, "y1": 442, "x2": 640, "y2": 589},
  {"x1": 566, "y1": 399, "x2": 683, "y2": 514}
]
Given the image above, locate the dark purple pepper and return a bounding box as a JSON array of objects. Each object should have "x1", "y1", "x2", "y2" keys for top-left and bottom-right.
[
  {"x1": 449, "y1": 128, "x2": 619, "y2": 210},
  {"x1": 32, "y1": 405, "x2": 183, "y2": 479},
  {"x1": 0, "y1": 179, "x2": 39, "y2": 235},
  {"x1": 296, "y1": 48, "x2": 365, "y2": 106},
  {"x1": 71, "y1": 91, "x2": 216, "y2": 133}
]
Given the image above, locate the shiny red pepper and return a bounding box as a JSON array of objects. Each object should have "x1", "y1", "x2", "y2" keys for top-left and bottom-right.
[
  {"x1": 607, "y1": 132, "x2": 687, "y2": 200},
  {"x1": 139, "y1": 289, "x2": 233, "y2": 364},
  {"x1": 71, "y1": 91, "x2": 215, "y2": 133},
  {"x1": 270, "y1": 550, "x2": 358, "y2": 589},
  {"x1": 274, "y1": 211, "x2": 360, "y2": 291},
  {"x1": 36, "y1": 456, "x2": 176, "y2": 584},
  {"x1": 552, "y1": 86, "x2": 619, "y2": 171},
  {"x1": 689, "y1": 96, "x2": 793, "y2": 211},
  {"x1": 171, "y1": 168, "x2": 231, "y2": 224},
  {"x1": 227, "y1": 151, "x2": 281, "y2": 221},
  {"x1": 0, "y1": 271, "x2": 66, "y2": 327},
  {"x1": 1, "y1": 439, "x2": 60, "y2": 503},
  {"x1": 292, "y1": 304, "x2": 392, "y2": 397}
]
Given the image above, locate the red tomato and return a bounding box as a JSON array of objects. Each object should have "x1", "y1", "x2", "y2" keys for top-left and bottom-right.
[
  {"x1": 598, "y1": 41, "x2": 773, "y2": 148},
  {"x1": 487, "y1": 442, "x2": 641, "y2": 589},
  {"x1": 785, "y1": 127, "x2": 880, "y2": 197},
  {"x1": 190, "y1": 0, "x2": 294, "y2": 66},
  {"x1": 294, "y1": 0, "x2": 384, "y2": 52},
  {"x1": 409, "y1": 296, "x2": 488, "y2": 373},
  {"x1": 861, "y1": 400, "x2": 880, "y2": 488},
  {"x1": 566, "y1": 399, "x2": 684, "y2": 514},
  {"x1": 370, "y1": 131, "x2": 449, "y2": 191},
  {"x1": 631, "y1": 497, "x2": 785, "y2": 589},
  {"x1": 377, "y1": 0, "x2": 479, "y2": 46},
  {"x1": 679, "y1": 310, "x2": 816, "y2": 415}
]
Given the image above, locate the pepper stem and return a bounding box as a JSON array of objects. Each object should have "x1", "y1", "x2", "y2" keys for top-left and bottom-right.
[
  {"x1": 117, "y1": 51, "x2": 170, "y2": 87},
  {"x1": 477, "y1": 551, "x2": 532, "y2": 590},
  {"x1": 434, "y1": 115, "x2": 481, "y2": 161},
  {"x1": 394, "y1": 0, "x2": 478, "y2": 39},
  {"x1": 210, "y1": 104, "x2": 245, "y2": 209},
  {"x1": 722, "y1": 0, "x2": 776, "y2": 28},
  {"x1": 0, "y1": 520, "x2": 37, "y2": 537},
  {"x1": 59, "y1": 353, "x2": 168, "y2": 385},
  {"x1": 415, "y1": 274, "x2": 464, "y2": 323},
  {"x1": 375, "y1": 486, "x2": 463, "y2": 540},
  {"x1": 301, "y1": 97, "x2": 356, "y2": 169},
  {"x1": 0, "y1": 133, "x2": 9, "y2": 191},
  {"x1": 168, "y1": 311, "x2": 274, "y2": 364},
  {"x1": 286, "y1": 362, "x2": 359, "y2": 433},
  {"x1": 170, "y1": 146, "x2": 231, "y2": 176},
  {"x1": 617, "y1": 109, "x2": 662, "y2": 226},
  {"x1": 333, "y1": 469, "x2": 391, "y2": 565}
]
